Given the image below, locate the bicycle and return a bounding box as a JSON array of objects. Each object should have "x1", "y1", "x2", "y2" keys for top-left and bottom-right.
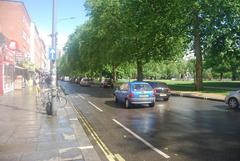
[{"x1": 36, "y1": 87, "x2": 67, "y2": 115}]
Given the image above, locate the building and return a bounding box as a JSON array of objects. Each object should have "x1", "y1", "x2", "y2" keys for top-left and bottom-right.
[
  {"x1": 0, "y1": 0, "x2": 46, "y2": 94},
  {"x1": 0, "y1": 33, "x2": 15, "y2": 93},
  {"x1": 30, "y1": 23, "x2": 47, "y2": 72},
  {"x1": 0, "y1": 0, "x2": 31, "y2": 62}
]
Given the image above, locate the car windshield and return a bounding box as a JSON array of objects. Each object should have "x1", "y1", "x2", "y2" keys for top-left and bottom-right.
[
  {"x1": 147, "y1": 82, "x2": 168, "y2": 88},
  {"x1": 132, "y1": 84, "x2": 152, "y2": 91}
]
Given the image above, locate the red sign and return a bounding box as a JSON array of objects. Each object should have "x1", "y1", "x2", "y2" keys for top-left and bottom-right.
[
  {"x1": 3, "y1": 48, "x2": 14, "y2": 64},
  {"x1": 8, "y1": 40, "x2": 18, "y2": 50}
]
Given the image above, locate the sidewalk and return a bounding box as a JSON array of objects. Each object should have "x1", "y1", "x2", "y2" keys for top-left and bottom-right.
[
  {"x1": 0, "y1": 87, "x2": 101, "y2": 161},
  {"x1": 171, "y1": 90, "x2": 225, "y2": 102}
]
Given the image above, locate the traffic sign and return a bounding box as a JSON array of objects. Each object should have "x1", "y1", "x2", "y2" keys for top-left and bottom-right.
[{"x1": 49, "y1": 48, "x2": 56, "y2": 60}]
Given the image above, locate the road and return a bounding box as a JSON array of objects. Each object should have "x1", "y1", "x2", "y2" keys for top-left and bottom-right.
[{"x1": 60, "y1": 81, "x2": 240, "y2": 161}]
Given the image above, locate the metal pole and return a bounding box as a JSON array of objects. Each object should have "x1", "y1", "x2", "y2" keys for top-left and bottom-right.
[
  {"x1": 51, "y1": 0, "x2": 56, "y2": 83},
  {"x1": 48, "y1": 0, "x2": 56, "y2": 115}
]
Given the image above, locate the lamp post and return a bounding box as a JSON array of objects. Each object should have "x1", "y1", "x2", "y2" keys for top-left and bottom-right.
[
  {"x1": 51, "y1": 0, "x2": 75, "y2": 86},
  {"x1": 46, "y1": 0, "x2": 56, "y2": 115},
  {"x1": 51, "y1": 0, "x2": 56, "y2": 86},
  {"x1": 49, "y1": 0, "x2": 75, "y2": 115}
]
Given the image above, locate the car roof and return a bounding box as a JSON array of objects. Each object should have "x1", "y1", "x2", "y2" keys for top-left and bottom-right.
[{"x1": 130, "y1": 81, "x2": 149, "y2": 84}]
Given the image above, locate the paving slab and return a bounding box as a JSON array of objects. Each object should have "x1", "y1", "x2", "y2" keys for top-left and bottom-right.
[{"x1": 0, "y1": 87, "x2": 101, "y2": 161}]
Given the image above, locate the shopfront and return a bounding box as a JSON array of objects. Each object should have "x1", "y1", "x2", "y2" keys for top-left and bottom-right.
[{"x1": 0, "y1": 46, "x2": 15, "y2": 94}]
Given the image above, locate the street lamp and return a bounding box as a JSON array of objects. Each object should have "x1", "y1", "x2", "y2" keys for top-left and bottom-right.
[
  {"x1": 51, "y1": 0, "x2": 76, "y2": 87},
  {"x1": 51, "y1": 0, "x2": 56, "y2": 86},
  {"x1": 49, "y1": 0, "x2": 76, "y2": 115},
  {"x1": 57, "y1": 17, "x2": 76, "y2": 23}
]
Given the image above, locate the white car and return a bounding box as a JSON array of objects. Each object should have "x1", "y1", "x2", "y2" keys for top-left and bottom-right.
[
  {"x1": 80, "y1": 78, "x2": 93, "y2": 87},
  {"x1": 225, "y1": 90, "x2": 240, "y2": 108}
]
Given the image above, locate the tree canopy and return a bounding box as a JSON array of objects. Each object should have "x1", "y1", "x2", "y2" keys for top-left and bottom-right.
[{"x1": 58, "y1": 0, "x2": 240, "y2": 88}]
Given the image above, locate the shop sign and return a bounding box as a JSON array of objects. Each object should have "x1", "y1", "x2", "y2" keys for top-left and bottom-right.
[
  {"x1": 8, "y1": 40, "x2": 18, "y2": 50},
  {"x1": 3, "y1": 48, "x2": 14, "y2": 64}
]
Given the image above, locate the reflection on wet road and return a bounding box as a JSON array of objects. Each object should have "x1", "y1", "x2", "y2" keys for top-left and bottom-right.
[{"x1": 61, "y1": 81, "x2": 240, "y2": 161}]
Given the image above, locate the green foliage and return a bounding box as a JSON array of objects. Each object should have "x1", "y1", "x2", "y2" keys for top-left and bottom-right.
[{"x1": 57, "y1": 0, "x2": 240, "y2": 84}]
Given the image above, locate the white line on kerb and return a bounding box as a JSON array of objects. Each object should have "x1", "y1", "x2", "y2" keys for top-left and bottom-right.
[
  {"x1": 79, "y1": 146, "x2": 94, "y2": 150},
  {"x1": 88, "y1": 101, "x2": 103, "y2": 112},
  {"x1": 112, "y1": 119, "x2": 170, "y2": 159},
  {"x1": 79, "y1": 95, "x2": 85, "y2": 100}
]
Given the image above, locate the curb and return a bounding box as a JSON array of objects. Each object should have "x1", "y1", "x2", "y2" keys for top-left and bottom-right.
[
  {"x1": 60, "y1": 84, "x2": 102, "y2": 161},
  {"x1": 171, "y1": 92, "x2": 225, "y2": 102}
]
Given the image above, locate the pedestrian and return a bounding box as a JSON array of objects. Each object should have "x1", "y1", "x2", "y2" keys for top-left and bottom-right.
[{"x1": 34, "y1": 74, "x2": 40, "y2": 96}]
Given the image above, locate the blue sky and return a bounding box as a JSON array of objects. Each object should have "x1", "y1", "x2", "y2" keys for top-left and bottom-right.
[{"x1": 21, "y1": 0, "x2": 89, "y2": 48}]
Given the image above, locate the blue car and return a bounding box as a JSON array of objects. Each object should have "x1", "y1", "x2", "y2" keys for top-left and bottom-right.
[{"x1": 113, "y1": 82, "x2": 155, "y2": 108}]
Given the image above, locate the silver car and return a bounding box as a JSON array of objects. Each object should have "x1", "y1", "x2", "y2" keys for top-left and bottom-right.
[{"x1": 225, "y1": 90, "x2": 240, "y2": 108}]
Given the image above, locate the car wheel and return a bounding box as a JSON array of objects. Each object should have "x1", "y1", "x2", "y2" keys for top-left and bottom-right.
[
  {"x1": 125, "y1": 99, "x2": 130, "y2": 108},
  {"x1": 149, "y1": 102, "x2": 155, "y2": 107},
  {"x1": 114, "y1": 95, "x2": 118, "y2": 103},
  {"x1": 228, "y1": 98, "x2": 239, "y2": 108}
]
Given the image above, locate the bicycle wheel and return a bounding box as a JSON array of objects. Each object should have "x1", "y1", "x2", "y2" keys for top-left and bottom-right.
[
  {"x1": 53, "y1": 95, "x2": 67, "y2": 108},
  {"x1": 40, "y1": 92, "x2": 51, "y2": 105}
]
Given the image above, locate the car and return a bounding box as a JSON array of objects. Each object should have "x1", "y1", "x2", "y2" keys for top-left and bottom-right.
[
  {"x1": 100, "y1": 78, "x2": 113, "y2": 88},
  {"x1": 64, "y1": 76, "x2": 70, "y2": 81},
  {"x1": 70, "y1": 77, "x2": 76, "y2": 83},
  {"x1": 145, "y1": 81, "x2": 171, "y2": 101},
  {"x1": 113, "y1": 81, "x2": 155, "y2": 108},
  {"x1": 74, "y1": 77, "x2": 82, "y2": 84},
  {"x1": 80, "y1": 78, "x2": 93, "y2": 87},
  {"x1": 225, "y1": 90, "x2": 240, "y2": 108}
]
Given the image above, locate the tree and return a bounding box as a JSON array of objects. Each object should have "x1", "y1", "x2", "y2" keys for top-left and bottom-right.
[
  {"x1": 119, "y1": 0, "x2": 188, "y2": 81},
  {"x1": 202, "y1": 0, "x2": 240, "y2": 81}
]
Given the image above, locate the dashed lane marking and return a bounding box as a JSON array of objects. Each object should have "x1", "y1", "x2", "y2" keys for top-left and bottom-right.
[
  {"x1": 88, "y1": 101, "x2": 103, "y2": 112},
  {"x1": 112, "y1": 119, "x2": 170, "y2": 159},
  {"x1": 79, "y1": 95, "x2": 86, "y2": 100}
]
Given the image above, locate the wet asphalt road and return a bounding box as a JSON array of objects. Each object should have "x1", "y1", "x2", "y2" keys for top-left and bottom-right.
[{"x1": 60, "y1": 81, "x2": 240, "y2": 161}]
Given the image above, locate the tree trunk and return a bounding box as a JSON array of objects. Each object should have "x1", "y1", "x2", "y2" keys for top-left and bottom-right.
[
  {"x1": 112, "y1": 64, "x2": 116, "y2": 82},
  {"x1": 193, "y1": 9, "x2": 203, "y2": 91},
  {"x1": 220, "y1": 73, "x2": 223, "y2": 81},
  {"x1": 231, "y1": 68, "x2": 237, "y2": 81},
  {"x1": 137, "y1": 60, "x2": 144, "y2": 81}
]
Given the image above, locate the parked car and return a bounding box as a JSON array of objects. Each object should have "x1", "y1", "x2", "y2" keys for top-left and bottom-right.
[
  {"x1": 64, "y1": 76, "x2": 70, "y2": 81},
  {"x1": 225, "y1": 90, "x2": 240, "y2": 108},
  {"x1": 145, "y1": 81, "x2": 171, "y2": 101},
  {"x1": 74, "y1": 77, "x2": 82, "y2": 84},
  {"x1": 100, "y1": 78, "x2": 113, "y2": 88},
  {"x1": 113, "y1": 82, "x2": 155, "y2": 108},
  {"x1": 80, "y1": 78, "x2": 93, "y2": 87},
  {"x1": 70, "y1": 77, "x2": 76, "y2": 83}
]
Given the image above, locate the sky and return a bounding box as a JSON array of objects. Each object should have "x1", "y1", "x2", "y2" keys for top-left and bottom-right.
[{"x1": 21, "y1": 0, "x2": 89, "y2": 49}]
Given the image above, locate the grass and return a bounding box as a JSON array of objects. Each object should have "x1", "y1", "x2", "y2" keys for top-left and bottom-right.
[
  {"x1": 114, "y1": 79, "x2": 240, "y2": 95},
  {"x1": 159, "y1": 80, "x2": 239, "y2": 95}
]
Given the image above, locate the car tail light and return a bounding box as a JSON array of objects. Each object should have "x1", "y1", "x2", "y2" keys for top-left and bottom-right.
[{"x1": 129, "y1": 92, "x2": 134, "y2": 98}]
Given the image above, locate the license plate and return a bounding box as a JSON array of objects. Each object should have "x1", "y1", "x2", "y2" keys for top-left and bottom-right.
[
  {"x1": 160, "y1": 94, "x2": 167, "y2": 96},
  {"x1": 139, "y1": 95, "x2": 148, "y2": 98}
]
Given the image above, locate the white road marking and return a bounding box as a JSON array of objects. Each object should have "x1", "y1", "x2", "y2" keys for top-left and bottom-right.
[
  {"x1": 79, "y1": 145, "x2": 94, "y2": 150},
  {"x1": 79, "y1": 95, "x2": 86, "y2": 100},
  {"x1": 88, "y1": 101, "x2": 103, "y2": 112},
  {"x1": 112, "y1": 119, "x2": 170, "y2": 159},
  {"x1": 69, "y1": 118, "x2": 78, "y2": 121}
]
